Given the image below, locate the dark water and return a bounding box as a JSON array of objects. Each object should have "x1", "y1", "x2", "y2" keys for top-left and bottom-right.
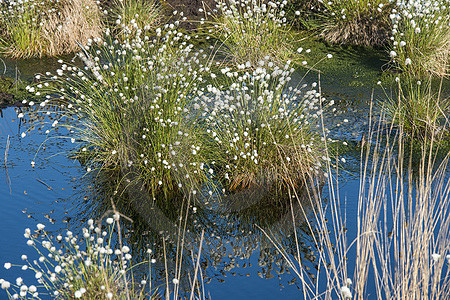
[
  {"x1": 0, "y1": 48, "x2": 447, "y2": 299},
  {"x1": 1, "y1": 55, "x2": 75, "y2": 81}
]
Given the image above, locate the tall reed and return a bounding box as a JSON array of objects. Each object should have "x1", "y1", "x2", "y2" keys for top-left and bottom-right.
[
  {"x1": 389, "y1": 0, "x2": 450, "y2": 77},
  {"x1": 266, "y1": 107, "x2": 450, "y2": 298}
]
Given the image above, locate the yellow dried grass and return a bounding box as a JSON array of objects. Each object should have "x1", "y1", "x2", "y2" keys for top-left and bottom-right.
[
  {"x1": 42, "y1": 0, "x2": 103, "y2": 56},
  {"x1": 1, "y1": 0, "x2": 103, "y2": 58}
]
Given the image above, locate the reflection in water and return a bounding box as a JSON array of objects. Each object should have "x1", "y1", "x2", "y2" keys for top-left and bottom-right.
[
  {"x1": 0, "y1": 54, "x2": 78, "y2": 80},
  {"x1": 2, "y1": 45, "x2": 448, "y2": 298},
  {"x1": 76, "y1": 168, "x2": 323, "y2": 296}
]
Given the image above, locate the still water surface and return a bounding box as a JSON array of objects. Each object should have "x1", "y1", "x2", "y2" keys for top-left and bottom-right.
[{"x1": 0, "y1": 48, "x2": 436, "y2": 299}]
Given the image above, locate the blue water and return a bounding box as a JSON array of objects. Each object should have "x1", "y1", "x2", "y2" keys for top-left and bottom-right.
[
  {"x1": 0, "y1": 51, "x2": 373, "y2": 298},
  {"x1": 0, "y1": 50, "x2": 446, "y2": 299},
  {"x1": 0, "y1": 107, "x2": 86, "y2": 295}
]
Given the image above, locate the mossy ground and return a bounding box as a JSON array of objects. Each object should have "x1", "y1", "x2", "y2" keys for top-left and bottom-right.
[
  {"x1": 0, "y1": 75, "x2": 28, "y2": 108},
  {"x1": 292, "y1": 32, "x2": 388, "y2": 90}
]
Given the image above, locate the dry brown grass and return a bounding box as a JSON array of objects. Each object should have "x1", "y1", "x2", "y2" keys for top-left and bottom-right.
[
  {"x1": 304, "y1": 0, "x2": 393, "y2": 47},
  {"x1": 228, "y1": 144, "x2": 317, "y2": 193},
  {"x1": 42, "y1": 0, "x2": 103, "y2": 56},
  {"x1": 1, "y1": 0, "x2": 103, "y2": 58},
  {"x1": 320, "y1": 16, "x2": 390, "y2": 47}
]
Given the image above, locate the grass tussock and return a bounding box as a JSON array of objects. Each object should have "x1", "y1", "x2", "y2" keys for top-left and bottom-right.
[
  {"x1": 389, "y1": 0, "x2": 450, "y2": 77},
  {"x1": 25, "y1": 25, "x2": 213, "y2": 199},
  {"x1": 0, "y1": 210, "x2": 206, "y2": 299},
  {"x1": 207, "y1": 0, "x2": 301, "y2": 68},
  {"x1": 298, "y1": 0, "x2": 392, "y2": 47},
  {"x1": 43, "y1": 0, "x2": 104, "y2": 57},
  {"x1": 109, "y1": 0, "x2": 162, "y2": 39},
  {"x1": 192, "y1": 60, "x2": 333, "y2": 194},
  {"x1": 0, "y1": 0, "x2": 103, "y2": 58},
  {"x1": 383, "y1": 77, "x2": 450, "y2": 142}
]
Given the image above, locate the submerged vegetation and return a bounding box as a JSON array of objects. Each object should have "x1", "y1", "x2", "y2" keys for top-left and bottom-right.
[{"x1": 0, "y1": 0, "x2": 449, "y2": 299}]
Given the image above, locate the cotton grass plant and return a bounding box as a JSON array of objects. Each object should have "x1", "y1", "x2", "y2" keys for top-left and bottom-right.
[
  {"x1": 0, "y1": 0, "x2": 44, "y2": 57},
  {"x1": 0, "y1": 215, "x2": 147, "y2": 299},
  {"x1": 0, "y1": 0, "x2": 103, "y2": 58},
  {"x1": 24, "y1": 23, "x2": 213, "y2": 199},
  {"x1": 109, "y1": 0, "x2": 162, "y2": 39},
  {"x1": 389, "y1": 0, "x2": 450, "y2": 77},
  {"x1": 0, "y1": 211, "x2": 207, "y2": 299},
  {"x1": 192, "y1": 58, "x2": 333, "y2": 195},
  {"x1": 207, "y1": 0, "x2": 300, "y2": 68}
]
